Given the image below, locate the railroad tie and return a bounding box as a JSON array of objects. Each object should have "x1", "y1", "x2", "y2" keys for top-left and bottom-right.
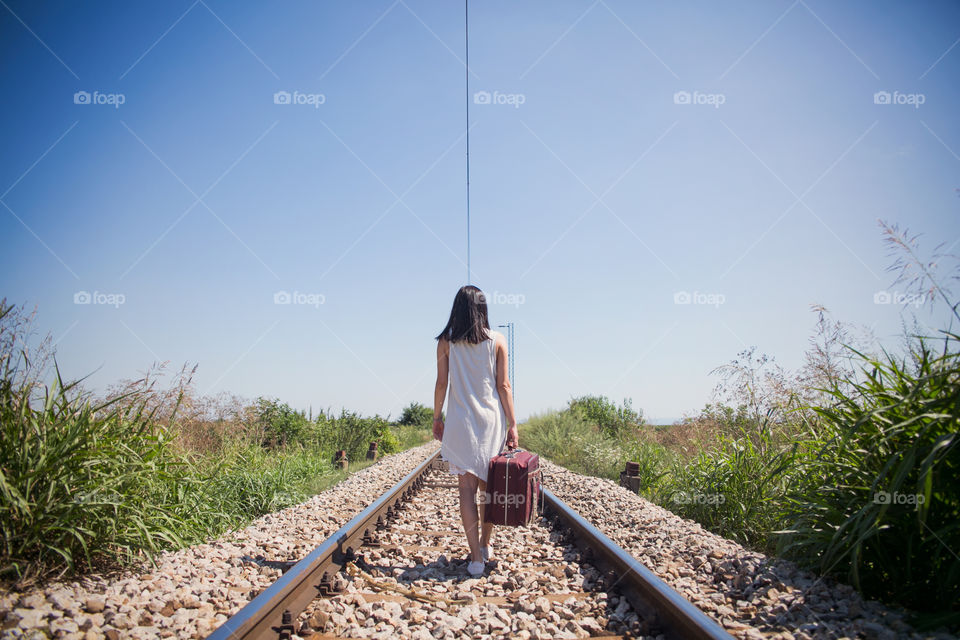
[{"x1": 344, "y1": 561, "x2": 473, "y2": 605}]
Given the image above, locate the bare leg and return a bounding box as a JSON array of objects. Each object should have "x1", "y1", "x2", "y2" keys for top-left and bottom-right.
[
  {"x1": 457, "y1": 472, "x2": 483, "y2": 563},
  {"x1": 477, "y1": 479, "x2": 494, "y2": 548}
]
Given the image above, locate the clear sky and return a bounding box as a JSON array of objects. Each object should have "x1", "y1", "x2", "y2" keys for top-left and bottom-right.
[{"x1": 1, "y1": 1, "x2": 958, "y2": 423}]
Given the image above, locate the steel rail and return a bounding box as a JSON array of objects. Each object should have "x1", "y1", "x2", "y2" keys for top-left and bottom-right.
[
  {"x1": 540, "y1": 486, "x2": 734, "y2": 640},
  {"x1": 207, "y1": 450, "x2": 442, "y2": 640},
  {"x1": 209, "y1": 451, "x2": 733, "y2": 640}
]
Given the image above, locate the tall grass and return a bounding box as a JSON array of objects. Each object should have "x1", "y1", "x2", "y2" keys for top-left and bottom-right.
[
  {"x1": 0, "y1": 299, "x2": 431, "y2": 583},
  {"x1": 520, "y1": 408, "x2": 669, "y2": 491},
  {"x1": 518, "y1": 223, "x2": 960, "y2": 624},
  {"x1": 0, "y1": 364, "x2": 194, "y2": 580},
  {"x1": 778, "y1": 334, "x2": 960, "y2": 621},
  {"x1": 521, "y1": 328, "x2": 957, "y2": 622},
  {"x1": 655, "y1": 418, "x2": 809, "y2": 550}
]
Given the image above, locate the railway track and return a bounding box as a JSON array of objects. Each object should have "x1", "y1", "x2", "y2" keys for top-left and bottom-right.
[{"x1": 208, "y1": 451, "x2": 732, "y2": 640}]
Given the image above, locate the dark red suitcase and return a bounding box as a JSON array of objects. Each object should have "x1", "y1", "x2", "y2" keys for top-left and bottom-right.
[{"x1": 483, "y1": 448, "x2": 541, "y2": 526}]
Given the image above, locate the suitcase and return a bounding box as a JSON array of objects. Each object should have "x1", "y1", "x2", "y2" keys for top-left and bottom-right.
[{"x1": 483, "y1": 448, "x2": 541, "y2": 526}]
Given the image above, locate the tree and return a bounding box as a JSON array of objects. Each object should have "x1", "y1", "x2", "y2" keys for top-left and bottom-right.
[{"x1": 398, "y1": 402, "x2": 434, "y2": 427}]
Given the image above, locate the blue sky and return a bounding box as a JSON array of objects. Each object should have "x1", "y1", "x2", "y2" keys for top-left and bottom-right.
[{"x1": 1, "y1": 0, "x2": 958, "y2": 423}]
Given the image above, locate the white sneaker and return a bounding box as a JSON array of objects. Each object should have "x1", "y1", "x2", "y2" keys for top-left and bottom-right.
[
  {"x1": 481, "y1": 546, "x2": 491, "y2": 562},
  {"x1": 467, "y1": 560, "x2": 485, "y2": 576}
]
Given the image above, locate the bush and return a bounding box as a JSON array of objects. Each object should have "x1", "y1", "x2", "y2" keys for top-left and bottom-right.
[
  {"x1": 779, "y1": 334, "x2": 960, "y2": 619},
  {"x1": 0, "y1": 299, "x2": 436, "y2": 581},
  {"x1": 621, "y1": 438, "x2": 672, "y2": 492},
  {"x1": 0, "y1": 367, "x2": 196, "y2": 579},
  {"x1": 325, "y1": 410, "x2": 395, "y2": 461},
  {"x1": 254, "y1": 397, "x2": 311, "y2": 448},
  {"x1": 521, "y1": 410, "x2": 608, "y2": 473},
  {"x1": 399, "y1": 402, "x2": 433, "y2": 427},
  {"x1": 568, "y1": 395, "x2": 643, "y2": 437},
  {"x1": 655, "y1": 417, "x2": 807, "y2": 550},
  {"x1": 521, "y1": 410, "x2": 668, "y2": 484}
]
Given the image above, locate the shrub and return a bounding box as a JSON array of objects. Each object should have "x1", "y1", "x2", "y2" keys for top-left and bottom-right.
[
  {"x1": 326, "y1": 410, "x2": 395, "y2": 461},
  {"x1": 254, "y1": 397, "x2": 311, "y2": 448},
  {"x1": 656, "y1": 418, "x2": 807, "y2": 550},
  {"x1": 778, "y1": 334, "x2": 960, "y2": 619},
  {"x1": 520, "y1": 410, "x2": 606, "y2": 472},
  {"x1": 0, "y1": 367, "x2": 196, "y2": 580},
  {"x1": 621, "y1": 438, "x2": 671, "y2": 492},
  {"x1": 0, "y1": 299, "x2": 435, "y2": 581},
  {"x1": 398, "y1": 402, "x2": 433, "y2": 427},
  {"x1": 568, "y1": 395, "x2": 643, "y2": 437},
  {"x1": 520, "y1": 409, "x2": 668, "y2": 484}
]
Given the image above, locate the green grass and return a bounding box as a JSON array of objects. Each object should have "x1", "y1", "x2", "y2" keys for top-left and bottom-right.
[
  {"x1": 0, "y1": 298, "x2": 433, "y2": 583},
  {"x1": 778, "y1": 335, "x2": 960, "y2": 622},
  {"x1": 520, "y1": 410, "x2": 670, "y2": 490},
  {"x1": 0, "y1": 367, "x2": 197, "y2": 580},
  {"x1": 521, "y1": 347, "x2": 959, "y2": 627}
]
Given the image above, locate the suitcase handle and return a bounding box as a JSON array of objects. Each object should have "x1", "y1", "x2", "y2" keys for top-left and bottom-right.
[{"x1": 502, "y1": 446, "x2": 525, "y2": 458}]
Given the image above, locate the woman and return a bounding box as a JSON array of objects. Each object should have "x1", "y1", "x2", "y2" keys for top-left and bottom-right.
[{"x1": 433, "y1": 285, "x2": 519, "y2": 577}]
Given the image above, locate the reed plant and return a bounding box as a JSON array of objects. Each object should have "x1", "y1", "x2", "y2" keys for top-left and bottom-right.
[
  {"x1": 0, "y1": 299, "x2": 432, "y2": 583},
  {"x1": 778, "y1": 333, "x2": 960, "y2": 620}
]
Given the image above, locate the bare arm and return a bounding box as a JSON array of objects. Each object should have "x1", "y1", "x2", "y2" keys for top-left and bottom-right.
[
  {"x1": 433, "y1": 338, "x2": 449, "y2": 440},
  {"x1": 495, "y1": 333, "x2": 519, "y2": 447}
]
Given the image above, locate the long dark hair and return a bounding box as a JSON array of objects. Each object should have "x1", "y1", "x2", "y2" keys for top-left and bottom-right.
[{"x1": 436, "y1": 285, "x2": 491, "y2": 344}]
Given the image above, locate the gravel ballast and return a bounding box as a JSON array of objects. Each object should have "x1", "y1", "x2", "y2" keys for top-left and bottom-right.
[
  {"x1": 1, "y1": 442, "x2": 953, "y2": 639},
  {"x1": 539, "y1": 459, "x2": 954, "y2": 640},
  {"x1": 0, "y1": 443, "x2": 440, "y2": 640}
]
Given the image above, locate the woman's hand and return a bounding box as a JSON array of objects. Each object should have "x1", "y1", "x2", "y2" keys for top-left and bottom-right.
[
  {"x1": 506, "y1": 424, "x2": 519, "y2": 449},
  {"x1": 432, "y1": 417, "x2": 444, "y2": 441}
]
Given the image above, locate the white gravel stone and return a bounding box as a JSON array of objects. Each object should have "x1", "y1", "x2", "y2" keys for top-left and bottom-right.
[
  {"x1": 0, "y1": 443, "x2": 441, "y2": 639},
  {"x1": 3, "y1": 442, "x2": 952, "y2": 640}
]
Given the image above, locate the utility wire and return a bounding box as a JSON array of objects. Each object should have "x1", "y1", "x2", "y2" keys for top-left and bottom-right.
[{"x1": 465, "y1": 0, "x2": 471, "y2": 284}]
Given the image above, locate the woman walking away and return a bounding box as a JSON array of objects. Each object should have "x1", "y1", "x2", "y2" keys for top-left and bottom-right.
[{"x1": 433, "y1": 285, "x2": 519, "y2": 577}]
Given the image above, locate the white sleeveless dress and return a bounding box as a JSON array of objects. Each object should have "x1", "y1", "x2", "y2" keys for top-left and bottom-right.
[{"x1": 440, "y1": 330, "x2": 508, "y2": 484}]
